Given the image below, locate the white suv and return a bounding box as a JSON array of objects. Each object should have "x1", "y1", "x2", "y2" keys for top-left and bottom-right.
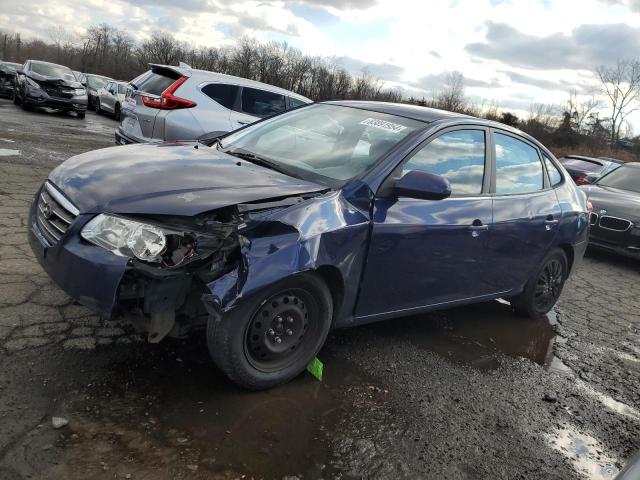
[{"x1": 116, "y1": 64, "x2": 312, "y2": 145}]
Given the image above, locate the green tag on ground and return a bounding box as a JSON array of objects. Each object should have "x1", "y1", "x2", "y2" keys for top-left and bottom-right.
[{"x1": 307, "y1": 357, "x2": 323, "y2": 382}]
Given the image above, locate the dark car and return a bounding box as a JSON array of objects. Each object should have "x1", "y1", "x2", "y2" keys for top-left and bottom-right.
[
  {"x1": 559, "y1": 155, "x2": 622, "y2": 185},
  {"x1": 0, "y1": 61, "x2": 21, "y2": 98},
  {"x1": 13, "y1": 60, "x2": 88, "y2": 118},
  {"x1": 581, "y1": 162, "x2": 640, "y2": 258},
  {"x1": 28, "y1": 101, "x2": 589, "y2": 389},
  {"x1": 78, "y1": 73, "x2": 113, "y2": 109}
]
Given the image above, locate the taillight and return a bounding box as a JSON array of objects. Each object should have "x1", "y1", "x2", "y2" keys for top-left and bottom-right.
[
  {"x1": 575, "y1": 174, "x2": 589, "y2": 185},
  {"x1": 586, "y1": 200, "x2": 593, "y2": 213},
  {"x1": 141, "y1": 76, "x2": 196, "y2": 110}
]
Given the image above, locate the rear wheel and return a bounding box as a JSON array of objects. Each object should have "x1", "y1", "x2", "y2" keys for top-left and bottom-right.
[
  {"x1": 207, "y1": 273, "x2": 333, "y2": 390},
  {"x1": 511, "y1": 248, "x2": 568, "y2": 318}
]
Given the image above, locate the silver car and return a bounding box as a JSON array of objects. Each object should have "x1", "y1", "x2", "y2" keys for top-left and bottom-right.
[
  {"x1": 115, "y1": 64, "x2": 311, "y2": 145},
  {"x1": 96, "y1": 81, "x2": 127, "y2": 120}
]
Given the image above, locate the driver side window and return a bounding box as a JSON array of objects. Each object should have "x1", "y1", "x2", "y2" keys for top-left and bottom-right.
[{"x1": 403, "y1": 129, "x2": 486, "y2": 195}]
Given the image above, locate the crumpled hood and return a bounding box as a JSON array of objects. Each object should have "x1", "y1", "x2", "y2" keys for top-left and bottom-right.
[
  {"x1": 581, "y1": 184, "x2": 640, "y2": 222},
  {"x1": 48, "y1": 142, "x2": 326, "y2": 216},
  {"x1": 28, "y1": 72, "x2": 82, "y2": 89}
]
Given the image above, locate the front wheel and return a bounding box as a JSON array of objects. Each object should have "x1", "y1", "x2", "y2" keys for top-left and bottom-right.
[
  {"x1": 207, "y1": 272, "x2": 333, "y2": 390},
  {"x1": 511, "y1": 248, "x2": 568, "y2": 318},
  {"x1": 77, "y1": 111, "x2": 85, "y2": 119},
  {"x1": 12, "y1": 90, "x2": 21, "y2": 105},
  {"x1": 95, "y1": 99, "x2": 101, "y2": 114},
  {"x1": 114, "y1": 103, "x2": 121, "y2": 121}
]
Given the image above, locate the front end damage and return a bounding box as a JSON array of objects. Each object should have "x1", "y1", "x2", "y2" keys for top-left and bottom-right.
[{"x1": 30, "y1": 178, "x2": 371, "y2": 344}]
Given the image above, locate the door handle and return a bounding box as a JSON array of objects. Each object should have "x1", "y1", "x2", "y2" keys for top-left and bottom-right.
[
  {"x1": 545, "y1": 216, "x2": 559, "y2": 230},
  {"x1": 468, "y1": 220, "x2": 488, "y2": 237}
]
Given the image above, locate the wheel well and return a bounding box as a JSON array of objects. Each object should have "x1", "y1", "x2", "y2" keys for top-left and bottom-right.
[
  {"x1": 314, "y1": 265, "x2": 344, "y2": 323},
  {"x1": 559, "y1": 243, "x2": 574, "y2": 274}
]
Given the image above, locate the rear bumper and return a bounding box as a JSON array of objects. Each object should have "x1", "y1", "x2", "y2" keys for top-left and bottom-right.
[{"x1": 115, "y1": 129, "x2": 137, "y2": 145}]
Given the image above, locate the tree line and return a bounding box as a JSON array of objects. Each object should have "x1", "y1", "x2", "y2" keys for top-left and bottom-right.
[{"x1": 2, "y1": 24, "x2": 640, "y2": 159}]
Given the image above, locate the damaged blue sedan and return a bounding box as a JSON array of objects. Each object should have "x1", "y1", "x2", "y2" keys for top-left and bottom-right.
[{"x1": 28, "y1": 101, "x2": 590, "y2": 389}]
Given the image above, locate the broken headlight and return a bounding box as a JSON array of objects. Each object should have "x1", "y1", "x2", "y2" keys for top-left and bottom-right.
[{"x1": 81, "y1": 214, "x2": 167, "y2": 262}]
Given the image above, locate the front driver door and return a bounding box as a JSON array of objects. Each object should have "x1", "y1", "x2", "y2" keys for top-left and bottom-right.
[{"x1": 356, "y1": 127, "x2": 497, "y2": 320}]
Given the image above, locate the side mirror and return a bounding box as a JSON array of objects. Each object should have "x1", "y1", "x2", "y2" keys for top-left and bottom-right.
[{"x1": 394, "y1": 170, "x2": 451, "y2": 200}]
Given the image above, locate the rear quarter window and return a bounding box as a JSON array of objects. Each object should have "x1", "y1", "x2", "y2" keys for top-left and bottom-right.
[
  {"x1": 202, "y1": 83, "x2": 239, "y2": 110},
  {"x1": 544, "y1": 155, "x2": 563, "y2": 186}
]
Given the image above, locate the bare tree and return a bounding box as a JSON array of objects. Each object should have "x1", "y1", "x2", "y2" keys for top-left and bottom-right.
[
  {"x1": 434, "y1": 71, "x2": 466, "y2": 112},
  {"x1": 565, "y1": 90, "x2": 600, "y2": 134},
  {"x1": 595, "y1": 59, "x2": 640, "y2": 143}
]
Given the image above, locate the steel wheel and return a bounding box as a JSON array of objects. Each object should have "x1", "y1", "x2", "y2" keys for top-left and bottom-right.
[{"x1": 244, "y1": 289, "x2": 317, "y2": 373}]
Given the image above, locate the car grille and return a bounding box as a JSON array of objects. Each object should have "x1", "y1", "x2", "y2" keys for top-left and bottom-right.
[
  {"x1": 589, "y1": 212, "x2": 598, "y2": 226},
  {"x1": 599, "y1": 216, "x2": 632, "y2": 232},
  {"x1": 42, "y1": 85, "x2": 73, "y2": 98},
  {"x1": 36, "y1": 184, "x2": 78, "y2": 246}
]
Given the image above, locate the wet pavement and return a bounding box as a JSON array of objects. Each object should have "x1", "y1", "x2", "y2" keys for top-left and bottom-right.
[{"x1": 0, "y1": 97, "x2": 639, "y2": 479}]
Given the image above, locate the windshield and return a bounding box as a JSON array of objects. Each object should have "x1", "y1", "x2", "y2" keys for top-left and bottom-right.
[
  {"x1": 31, "y1": 63, "x2": 75, "y2": 81},
  {"x1": 87, "y1": 76, "x2": 110, "y2": 89},
  {"x1": 561, "y1": 158, "x2": 603, "y2": 173},
  {"x1": 596, "y1": 165, "x2": 640, "y2": 193},
  {"x1": 219, "y1": 104, "x2": 423, "y2": 185}
]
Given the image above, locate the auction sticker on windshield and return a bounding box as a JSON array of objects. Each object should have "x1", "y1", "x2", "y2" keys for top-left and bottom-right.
[{"x1": 360, "y1": 118, "x2": 407, "y2": 133}]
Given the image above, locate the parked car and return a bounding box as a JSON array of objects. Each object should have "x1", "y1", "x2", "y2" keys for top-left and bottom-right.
[
  {"x1": 558, "y1": 155, "x2": 622, "y2": 185},
  {"x1": 78, "y1": 73, "x2": 113, "y2": 109},
  {"x1": 96, "y1": 80, "x2": 127, "y2": 120},
  {"x1": 581, "y1": 162, "x2": 640, "y2": 258},
  {"x1": 29, "y1": 101, "x2": 589, "y2": 389},
  {"x1": 0, "y1": 61, "x2": 21, "y2": 98},
  {"x1": 13, "y1": 60, "x2": 87, "y2": 118},
  {"x1": 115, "y1": 63, "x2": 311, "y2": 145}
]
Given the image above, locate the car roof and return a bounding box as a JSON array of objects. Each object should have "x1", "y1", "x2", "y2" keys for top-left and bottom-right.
[
  {"x1": 619, "y1": 162, "x2": 640, "y2": 169},
  {"x1": 150, "y1": 63, "x2": 311, "y2": 102},
  {"x1": 30, "y1": 60, "x2": 72, "y2": 70},
  {"x1": 84, "y1": 73, "x2": 113, "y2": 80},
  {"x1": 599, "y1": 157, "x2": 624, "y2": 164},
  {"x1": 323, "y1": 100, "x2": 473, "y2": 123}
]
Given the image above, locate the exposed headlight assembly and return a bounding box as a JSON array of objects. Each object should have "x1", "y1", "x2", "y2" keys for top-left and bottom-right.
[
  {"x1": 74, "y1": 88, "x2": 86, "y2": 96},
  {"x1": 81, "y1": 214, "x2": 167, "y2": 262}
]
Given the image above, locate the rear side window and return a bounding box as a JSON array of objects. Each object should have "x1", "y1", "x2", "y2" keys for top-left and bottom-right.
[
  {"x1": 137, "y1": 72, "x2": 177, "y2": 95},
  {"x1": 544, "y1": 155, "x2": 563, "y2": 186},
  {"x1": 202, "y1": 83, "x2": 238, "y2": 110},
  {"x1": 242, "y1": 87, "x2": 286, "y2": 117},
  {"x1": 495, "y1": 133, "x2": 544, "y2": 194},
  {"x1": 118, "y1": 84, "x2": 126, "y2": 94},
  {"x1": 289, "y1": 97, "x2": 307, "y2": 109},
  {"x1": 403, "y1": 129, "x2": 486, "y2": 195}
]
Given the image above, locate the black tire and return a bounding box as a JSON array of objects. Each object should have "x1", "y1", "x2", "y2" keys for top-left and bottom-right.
[
  {"x1": 511, "y1": 248, "x2": 568, "y2": 318},
  {"x1": 114, "y1": 103, "x2": 121, "y2": 121},
  {"x1": 207, "y1": 272, "x2": 333, "y2": 390},
  {"x1": 13, "y1": 91, "x2": 21, "y2": 105},
  {"x1": 95, "y1": 99, "x2": 101, "y2": 114},
  {"x1": 77, "y1": 111, "x2": 85, "y2": 119}
]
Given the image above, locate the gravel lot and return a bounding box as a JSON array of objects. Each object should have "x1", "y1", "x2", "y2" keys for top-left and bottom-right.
[{"x1": 0, "y1": 98, "x2": 638, "y2": 480}]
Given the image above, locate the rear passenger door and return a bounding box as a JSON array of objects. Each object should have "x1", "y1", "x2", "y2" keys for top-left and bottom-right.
[
  {"x1": 200, "y1": 82, "x2": 238, "y2": 132},
  {"x1": 488, "y1": 131, "x2": 562, "y2": 292},
  {"x1": 229, "y1": 87, "x2": 287, "y2": 130}
]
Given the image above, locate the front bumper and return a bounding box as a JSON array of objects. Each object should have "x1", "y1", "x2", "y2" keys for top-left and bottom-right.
[
  {"x1": 589, "y1": 223, "x2": 640, "y2": 259},
  {"x1": 28, "y1": 193, "x2": 128, "y2": 316},
  {"x1": 24, "y1": 86, "x2": 88, "y2": 111}
]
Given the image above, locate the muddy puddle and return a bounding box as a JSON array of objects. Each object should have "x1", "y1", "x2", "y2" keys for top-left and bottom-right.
[
  {"x1": 44, "y1": 340, "x2": 383, "y2": 479},
  {"x1": 364, "y1": 300, "x2": 557, "y2": 369}
]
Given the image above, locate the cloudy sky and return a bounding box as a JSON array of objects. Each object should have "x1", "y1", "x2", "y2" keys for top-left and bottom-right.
[{"x1": 3, "y1": 0, "x2": 640, "y2": 125}]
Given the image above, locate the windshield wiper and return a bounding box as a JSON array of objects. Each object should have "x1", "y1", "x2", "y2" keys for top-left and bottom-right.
[{"x1": 225, "y1": 149, "x2": 300, "y2": 178}]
